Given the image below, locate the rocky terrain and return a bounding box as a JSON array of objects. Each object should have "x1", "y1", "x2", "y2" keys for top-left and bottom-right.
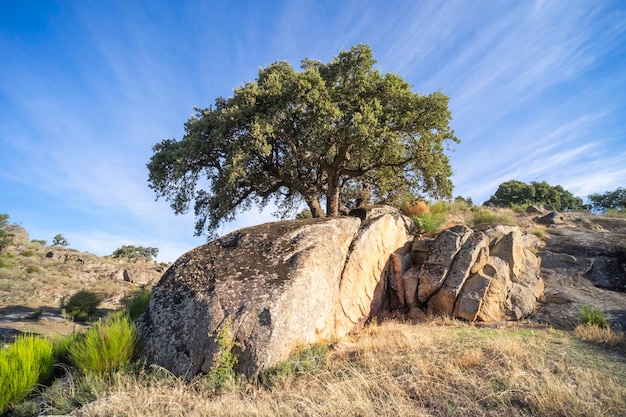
[{"x1": 0, "y1": 226, "x2": 168, "y2": 340}]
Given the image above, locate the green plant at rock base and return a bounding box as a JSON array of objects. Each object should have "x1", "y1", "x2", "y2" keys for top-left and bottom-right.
[
  {"x1": 62, "y1": 290, "x2": 101, "y2": 322},
  {"x1": 122, "y1": 287, "x2": 152, "y2": 320},
  {"x1": 579, "y1": 305, "x2": 609, "y2": 328},
  {"x1": 0, "y1": 334, "x2": 55, "y2": 414},
  {"x1": 469, "y1": 207, "x2": 515, "y2": 226},
  {"x1": 69, "y1": 312, "x2": 139, "y2": 377},
  {"x1": 207, "y1": 317, "x2": 240, "y2": 391},
  {"x1": 261, "y1": 343, "x2": 330, "y2": 388}
]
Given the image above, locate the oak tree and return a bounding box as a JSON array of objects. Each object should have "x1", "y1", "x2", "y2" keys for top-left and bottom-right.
[{"x1": 148, "y1": 45, "x2": 459, "y2": 238}]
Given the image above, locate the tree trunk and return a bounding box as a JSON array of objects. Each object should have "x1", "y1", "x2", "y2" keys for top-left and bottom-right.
[
  {"x1": 307, "y1": 198, "x2": 325, "y2": 218},
  {"x1": 326, "y1": 177, "x2": 341, "y2": 217}
]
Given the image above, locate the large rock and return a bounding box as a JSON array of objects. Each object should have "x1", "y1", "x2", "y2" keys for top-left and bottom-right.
[
  {"x1": 335, "y1": 211, "x2": 414, "y2": 337},
  {"x1": 5, "y1": 225, "x2": 29, "y2": 245},
  {"x1": 138, "y1": 211, "x2": 547, "y2": 379},
  {"x1": 417, "y1": 225, "x2": 473, "y2": 303},
  {"x1": 533, "y1": 213, "x2": 626, "y2": 330},
  {"x1": 138, "y1": 217, "x2": 361, "y2": 377},
  {"x1": 427, "y1": 232, "x2": 489, "y2": 315}
]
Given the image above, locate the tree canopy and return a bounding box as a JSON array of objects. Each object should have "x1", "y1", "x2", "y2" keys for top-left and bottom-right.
[
  {"x1": 0, "y1": 214, "x2": 14, "y2": 253},
  {"x1": 588, "y1": 187, "x2": 625, "y2": 212},
  {"x1": 112, "y1": 245, "x2": 159, "y2": 260},
  {"x1": 484, "y1": 180, "x2": 585, "y2": 211},
  {"x1": 148, "y1": 44, "x2": 459, "y2": 238},
  {"x1": 52, "y1": 234, "x2": 69, "y2": 247}
]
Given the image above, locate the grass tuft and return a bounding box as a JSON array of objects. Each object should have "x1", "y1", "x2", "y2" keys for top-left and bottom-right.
[
  {"x1": 579, "y1": 305, "x2": 609, "y2": 328},
  {"x1": 0, "y1": 334, "x2": 55, "y2": 414},
  {"x1": 69, "y1": 312, "x2": 138, "y2": 377}
]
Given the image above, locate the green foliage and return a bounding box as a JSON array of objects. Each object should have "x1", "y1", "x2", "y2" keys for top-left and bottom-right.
[
  {"x1": 112, "y1": 245, "x2": 159, "y2": 260},
  {"x1": 20, "y1": 249, "x2": 35, "y2": 257},
  {"x1": 122, "y1": 288, "x2": 152, "y2": 320},
  {"x1": 52, "y1": 234, "x2": 69, "y2": 247},
  {"x1": 606, "y1": 208, "x2": 626, "y2": 218},
  {"x1": 532, "y1": 229, "x2": 543, "y2": 238},
  {"x1": 412, "y1": 200, "x2": 450, "y2": 233},
  {"x1": 484, "y1": 180, "x2": 585, "y2": 212},
  {"x1": 30, "y1": 239, "x2": 47, "y2": 246},
  {"x1": 0, "y1": 213, "x2": 14, "y2": 253},
  {"x1": 469, "y1": 207, "x2": 515, "y2": 226},
  {"x1": 148, "y1": 44, "x2": 459, "y2": 238},
  {"x1": 579, "y1": 305, "x2": 609, "y2": 328},
  {"x1": 69, "y1": 312, "x2": 139, "y2": 377},
  {"x1": 588, "y1": 187, "x2": 626, "y2": 213},
  {"x1": 25, "y1": 264, "x2": 40, "y2": 273},
  {"x1": 261, "y1": 343, "x2": 329, "y2": 387},
  {"x1": 295, "y1": 209, "x2": 313, "y2": 219},
  {"x1": 207, "y1": 317, "x2": 240, "y2": 391},
  {"x1": 62, "y1": 290, "x2": 101, "y2": 322},
  {"x1": 0, "y1": 334, "x2": 55, "y2": 414},
  {"x1": 414, "y1": 212, "x2": 447, "y2": 233}
]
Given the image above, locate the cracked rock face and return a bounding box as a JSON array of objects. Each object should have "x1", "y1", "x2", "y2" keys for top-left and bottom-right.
[{"x1": 137, "y1": 209, "x2": 544, "y2": 378}]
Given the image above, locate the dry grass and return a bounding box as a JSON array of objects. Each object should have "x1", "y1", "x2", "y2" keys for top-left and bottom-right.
[
  {"x1": 575, "y1": 324, "x2": 626, "y2": 349},
  {"x1": 73, "y1": 319, "x2": 626, "y2": 417}
]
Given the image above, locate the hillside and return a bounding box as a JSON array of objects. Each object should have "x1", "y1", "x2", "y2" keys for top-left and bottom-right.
[{"x1": 0, "y1": 228, "x2": 167, "y2": 340}]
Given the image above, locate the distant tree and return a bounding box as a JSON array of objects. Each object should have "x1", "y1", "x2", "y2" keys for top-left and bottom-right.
[
  {"x1": 52, "y1": 234, "x2": 69, "y2": 247},
  {"x1": 588, "y1": 187, "x2": 626, "y2": 212},
  {"x1": 147, "y1": 44, "x2": 459, "y2": 239},
  {"x1": 0, "y1": 214, "x2": 14, "y2": 253},
  {"x1": 454, "y1": 195, "x2": 473, "y2": 207},
  {"x1": 31, "y1": 239, "x2": 47, "y2": 246},
  {"x1": 112, "y1": 245, "x2": 159, "y2": 261},
  {"x1": 484, "y1": 180, "x2": 585, "y2": 212}
]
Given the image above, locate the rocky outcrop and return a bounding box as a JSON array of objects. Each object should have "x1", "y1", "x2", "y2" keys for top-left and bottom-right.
[
  {"x1": 5, "y1": 225, "x2": 29, "y2": 245},
  {"x1": 533, "y1": 213, "x2": 626, "y2": 330},
  {"x1": 139, "y1": 208, "x2": 543, "y2": 378},
  {"x1": 138, "y1": 216, "x2": 363, "y2": 377}
]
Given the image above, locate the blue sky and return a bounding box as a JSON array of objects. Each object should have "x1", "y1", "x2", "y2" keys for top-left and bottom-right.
[{"x1": 1, "y1": 1, "x2": 625, "y2": 262}]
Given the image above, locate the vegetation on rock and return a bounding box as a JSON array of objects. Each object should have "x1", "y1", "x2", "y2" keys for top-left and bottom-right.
[
  {"x1": 52, "y1": 234, "x2": 69, "y2": 247},
  {"x1": 61, "y1": 290, "x2": 101, "y2": 322},
  {"x1": 147, "y1": 44, "x2": 459, "y2": 238}
]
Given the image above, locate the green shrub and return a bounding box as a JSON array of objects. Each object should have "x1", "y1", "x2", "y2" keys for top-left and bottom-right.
[
  {"x1": 25, "y1": 264, "x2": 40, "y2": 274},
  {"x1": 510, "y1": 202, "x2": 530, "y2": 214},
  {"x1": 206, "y1": 317, "x2": 240, "y2": 391},
  {"x1": 0, "y1": 334, "x2": 54, "y2": 414},
  {"x1": 414, "y1": 212, "x2": 447, "y2": 233},
  {"x1": 532, "y1": 229, "x2": 543, "y2": 238},
  {"x1": 470, "y1": 207, "x2": 515, "y2": 226},
  {"x1": 62, "y1": 290, "x2": 101, "y2": 322},
  {"x1": 69, "y1": 312, "x2": 139, "y2": 377},
  {"x1": 606, "y1": 209, "x2": 626, "y2": 218},
  {"x1": 21, "y1": 249, "x2": 35, "y2": 257},
  {"x1": 579, "y1": 305, "x2": 609, "y2": 328},
  {"x1": 122, "y1": 288, "x2": 152, "y2": 320}
]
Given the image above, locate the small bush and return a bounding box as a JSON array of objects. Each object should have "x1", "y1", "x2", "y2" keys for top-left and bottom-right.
[
  {"x1": 403, "y1": 201, "x2": 429, "y2": 216},
  {"x1": 21, "y1": 249, "x2": 35, "y2": 257},
  {"x1": 470, "y1": 207, "x2": 515, "y2": 226},
  {"x1": 69, "y1": 312, "x2": 139, "y2": 377},
  {"x1": 206, "y1": 317, "x2": 240, "y2": 391},
  {"x1": 532, "y1": 229, "x2": 544, "y2": 238},
  {"x1": 25, "y1": 264, "x2": 40, "y2": 274},
  {"x1": 606, "y1": 209, "x2": 626, "y2": 218},
  {"x1": 122, "y1": 288, "x2": 152, "y2": 320},
  {"x1": 62, "y1": 290, "x2": 101, "y2": 322},
  {"x1": 510, "y1": 203, "x2": 529, "y2": 214},
  {"x1": 579, "y1": 305, "x2": 609, "y2": 328},
  {"x1": 414, "y1": 212, "x2": 447, "y2": 233},
  {"x1": 0, "y1": 334, "x2": 55, "y2": 414}
]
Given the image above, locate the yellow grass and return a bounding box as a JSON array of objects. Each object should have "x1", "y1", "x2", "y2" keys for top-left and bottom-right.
[{"x1": 72, "y1": 320, "x2": 626, "y2": 417}]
